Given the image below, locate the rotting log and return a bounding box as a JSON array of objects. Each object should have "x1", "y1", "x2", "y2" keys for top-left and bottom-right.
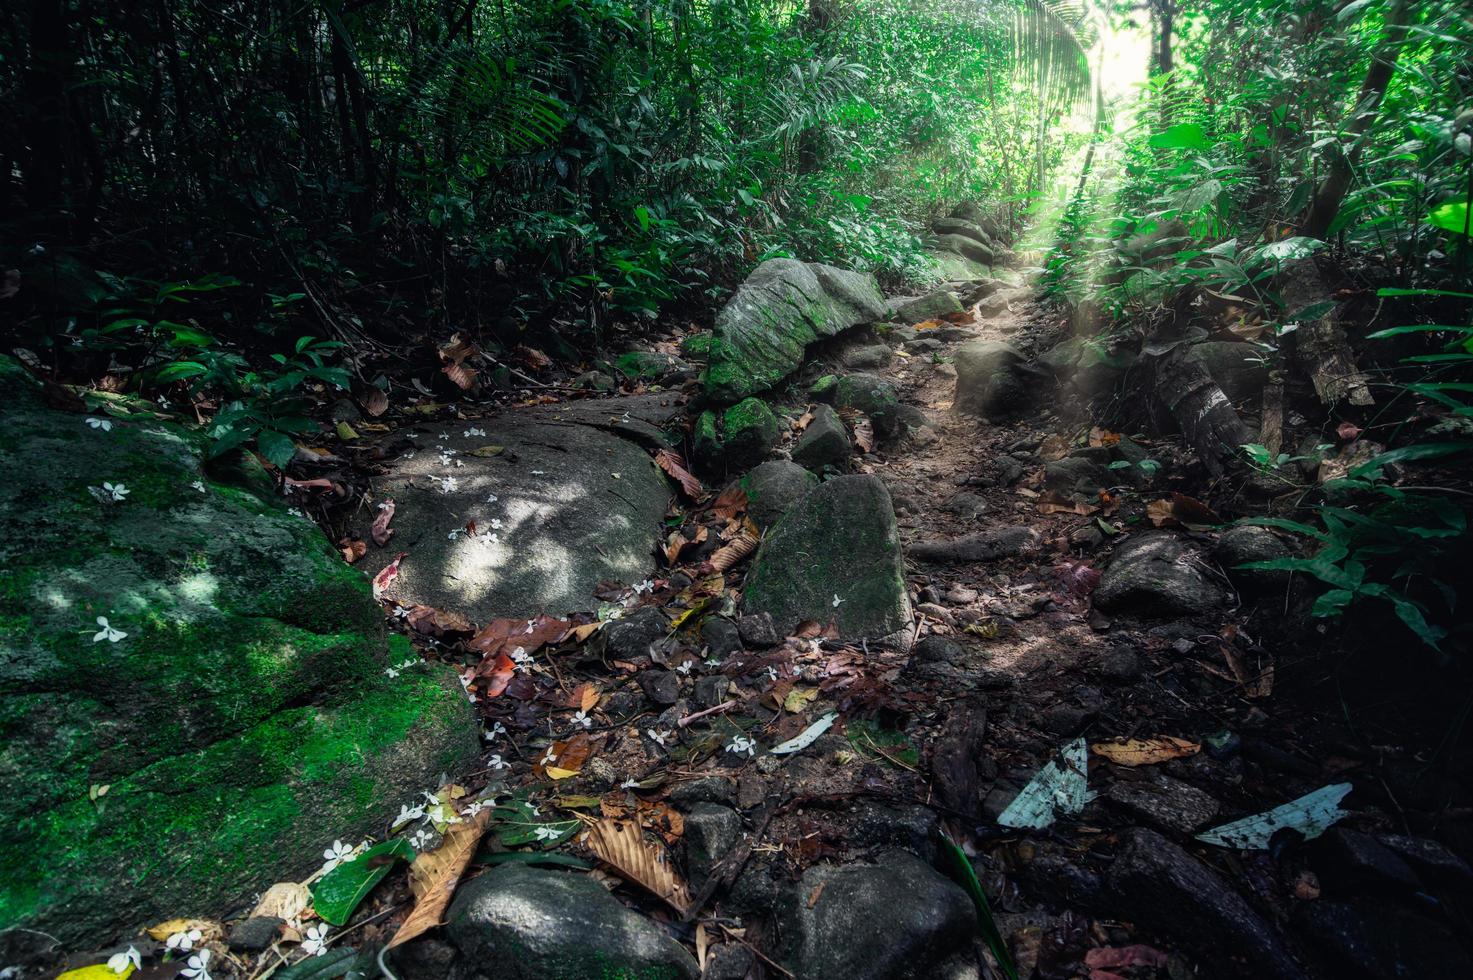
[
  {"x1": 1279, "y1": 258, "x2": 1374, "y2": 407},
  {"x1": 1155, "y1": 344, "x2": 1255, "y2": 477}
]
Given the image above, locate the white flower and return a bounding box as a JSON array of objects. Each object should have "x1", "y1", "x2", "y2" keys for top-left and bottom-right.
[
  {"x1": 87, "y1": 417, "x2": 113, "y2": 432},
  {"x1": 832, "y1": 593, "x2": 845, "y2": 608},
  {"x1": 157, "y1": 397, "x2": 171, "y2": 409},
  {"x1": 646, "y1": 729, "x2": 669, "y2": 747},
  {"x1": 107, "y1": 946, "x2": 141, "y2": 974},
  {"x1": 727, "y1": 734, "x2": 757, "y2": 757},
  {"x1": 435, "y1": 476, "x2": 459, "y2": 493},
  {"x1": 676, "y1": 662, "x2": 693, "y2": 675},
  {"x1": 464, "y1": 800, "x2": 489, "y2": 817},
  {"x1": 483, "y1": 721, "x2": 506, "y2": 742},
  {"x1": 571, "y1": 710, "x2": 592, "y2": 728},
  {"x1": 384, "y1": 667, "x2": 400, "y2": 678},
  {"x1": 533, "y1": 825, "x2": 560, "y2": 841},
  {"x1": 394, "y1": 803, "x2": 425, "y2": 826},
  {"x1": 482, "y1": 532, "x2": 500, "y2": 546},
  {"x1": 378, "y1": 500, "x2": 394, "y2": 510},
  {"x1": 632, "y1": 579, "x2": 654, "y2": 595},
  {"x1": 458, "y1": 674, "x2": 477, "y2": 702},
  {"x1": 464, "y1": 427, "x2": 486, "y2": 437},
  {"x1": 321, "y1": 839, "x2": 354, "y2": 872},
  {"x1": 488, "y1": 518, "x2": 503, "y2": 530},
  {"x1": 91, "y1": 616, "x2": 127, "y2": 643},
  {"x1": 531, "y1": 469, "x2": 545, "y2": 475},
  {"x1": 447, "y1": 528, "x2": 466, "y2": 540},
  {"x1": 704, "y1": 657, "x2": 721, "y2": 668},
  {"x1": 410, "y1": 829, "x2": 434, "y2": 849},
  {"x1": 301, "y1": 924, "x2": 330, "y2": 957},
  {"x1": 523, "y1": 620, "x2": 537, "y2": 635},
  {"x1": 437, "y1": 431, "x2": 450, "y2": 441},
  {"x1": 765, "y1": 666, "x2": 779, "y2": 682},
  {"x1": 392, "y1": 605, "x2": 411, "y2": 619},
  {"x1": 179, "y1": 950, "x2": 210, "y2": 980},
  {"x1": 166, "y1": 928, "x2": 202, "y2": 952},
  {"x1": 191, "y1": 480, "x2": 207, "y2": 493},
  {"x1": 620, "y1": 778, "x2": 640, "y2": 790},
  {"x1": 489, "y1": 752, "x2": 508, "y2": 768},
  {"x1": 485, "y1": 493, "x2": 499, "y2": 504},
  {"x1": 540, "y1": 747, "x2": 558, "y2": 767},
  {"x1": 94, "y1": 482, "x2": 129, "y2": 502}
]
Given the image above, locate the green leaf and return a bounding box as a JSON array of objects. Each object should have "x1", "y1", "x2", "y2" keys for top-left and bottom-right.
[
  {"x1": 938, "y1": 835, "x2": 1018, "y2": 980},
  {"x1": 257, "y1": 428, "x2": 298, "y2": 468},
  {"x1": 1336, "y1": 0, "x2": 1375, "y2": 22},
  {"x1": 1391, "y1": 597, "x2": 1447, "y2": 650},
  {"x1": 492, "y1": 800, "x2": 580, "y2": 848},
  {"x1": 1255, "y1": 237, "x2": 1323, "y2": 263},
  {"x1": 1426, "y1": 201, "x2": 1471, "y2": 237},
  {"x1": 846, "y1": 719, "x2": 918, "y2": 768},
  {"x1": 274, "y1": 947, "x2": 359, "y2": 980},
  {"x1": 1375, "y1": 287, "x2": 1473, "y2": 299},
  {"x1": 311, "y1": 839, "x2": 415, "y2": 926},
  {"x1": 1349, "y1": 441, "x2": 1473, "y2": 477},
  {"x1": 1311, "y1": 589, "x2": 1355, "y2": 617},
  {"x1": 1149, "y1": 123, "x2": 1209, "y2": 152},
  {"x1": 155, "y1": 361, "x2": 208, "y2": 383}
]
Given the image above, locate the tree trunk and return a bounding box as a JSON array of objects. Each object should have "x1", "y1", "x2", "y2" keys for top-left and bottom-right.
[{"x1": 1155, "y1": 344, "x2": 1255, "y2": 478}]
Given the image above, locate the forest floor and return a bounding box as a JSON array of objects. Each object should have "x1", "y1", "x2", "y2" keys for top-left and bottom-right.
[{"x1": 45, "y1": 273, "x2": 1473, "y2": 980}]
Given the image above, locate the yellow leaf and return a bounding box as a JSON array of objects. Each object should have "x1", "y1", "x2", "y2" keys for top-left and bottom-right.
[
  {"x1": 58, "y1": 966, "x2": 131, "y2": 980},
  {"x1": 546, "y1": 766, "x2": 580, "y2": 780},
  {"x1": 1090, "y1": 736, "x2": 1201, "y2": 766},
  {"x1": 469, "y1": 445, "x2": 505, "y2": 457},
  {"x1": 783, "y1": 686, "x2": 820, "y2": 713},
  {"x1": 335, "y1": 420, "x2": 360, "y2": 441},
  {"x1": 387, "y1": 807, "x2": 492, "y2": 949},
  {"x1": 567, "y1": 621, "x2": 603, "y2": 643},
  {"x1": 145, "y1": 918, "x2": 223, "y2": 943}
]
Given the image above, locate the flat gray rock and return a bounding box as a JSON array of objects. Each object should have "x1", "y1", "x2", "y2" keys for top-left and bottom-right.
[
  {"x1": 355, "y1": 400, "x2": 675, "y2": 621},
  {"x1": 953, "y1": 339, "x2": 1034, "y2": 417},
  {"x1": 444, "y1": 864, "x2": 699, "y2": 980},
  {"x1": 1094, "y1": 532, "x2": 1230, "y2": 617}
]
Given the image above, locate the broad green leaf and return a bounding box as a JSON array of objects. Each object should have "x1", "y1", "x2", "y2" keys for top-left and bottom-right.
[
  {"x1": 154, "y1": 361, "x2": 208, "y2": 382},
  {"x1": 846, "y1": 718, "x2": 919, "y2": 768},
  {"x1": 1427, "y1": 201, "x2": 1471, "y2": 237},
  {"x1": 1149, "y1": 123, "x2": 1209, "y2": 151},
  {"x1": 275, "y1": 947, "x2": 359, "y2": 980},
  {"x1": 1350, "y1": 441, "x2": 1473, "y2": 477},
  {"x1": 257, "y1": 428, "x2": 298, "y2": 468},
  {"x1": 311, "y1": 839, "x2": 415, "y2": 925},
  {"x1": 1255, "y1": 236, "x2": 1323, "y2": 263}
]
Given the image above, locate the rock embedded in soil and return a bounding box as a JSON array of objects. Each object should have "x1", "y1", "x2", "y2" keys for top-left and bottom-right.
[
  {"x1": 1214, "y1": 524, "x2": 1293, "y2": 594},
  {"x1": 741, "y1": 475, "x2": 912, "y2": 644},
  {"x1": 738, "y1": 459, "x2": 818, "y2": 529},
  {"x1": 891, "y1": 288, "x2": 963, "y2": 324},
  {"x1": 1094, "y1": 532, "x2": 1230, "y2": 617},
  {"x1": 1107, "y1": 828, "x2": 1308, "y2": 980},
  {"x1": 737, "y1": 611, "x2": 782, "y2": 647},
  {"x1": 720, "y1": 396, "x2": 782, "y2": 469},
  {"x1": 705, "y1": 258, "x2": 886, "y2": 404},
  {"x1": 841, "y1": 343, "x2": 893, "y2": 370},
  {"x1": 792, "y1": 403, "x2": 851, "y2": 472},
  {"x1": 356, "y1": 397, "x2": 676, "y2": 622},
  {"x1": 952, "y1": 339, "x2": 1035, "y2": 418},
  {"x1": 443, "y1": 864, "x2": 700, "y2": 980},
  {"x1": 1102, "y1": 773, "x2": 1222, "y2": 836},
  {"x1": 683, "y1": 802, "x2": 742, "y2": 886},
  {"x1": 638, "y1": 668, "x2": 681, "y2": 706},
  {"x1": 0, "y1": 357, "x2": 479, "y2": 945},
  {"x1": 775, "y1": 851, "x2": 978, "y2": 980},
  {"x1": 908, "y1": 525, "x2": 1039, "y2": 562},
  {"x1": 832, "y1": 372, "x2": 902, "y2": 437},
  {"x1": 699, "y1": 616, "x2": 743, "y2": 659},
  {"x1": 603, "y1": 606, "x2": 670, "y2": 660}
]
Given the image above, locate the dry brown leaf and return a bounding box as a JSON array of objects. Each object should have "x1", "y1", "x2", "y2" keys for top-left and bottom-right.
[
  {"x1": 1223, "y1": 646, "x2": 1274, "y2": 698},
  {"x1": 371, "y1": 500, "x2": 396, "y2": 546},
  {"x1": 655, "y1": 449, "x2": 705, "y2": 499},
  {"x1": 145, "y1": 918, "x2": 224, "y2": 943},
  {"x1": 794, "y1": 410, "x2": 815, "y2": 432},
  {"x1": 1036, "y1": 491, "x2": 1098, "y2": 516},
  {"x1": 387, "y1": 807, "x2": 492, "y2": 949},
  {"x1": 696, "y1": 922, "x2": 710, "y2": 972},
  {"x1": 579, "y1": 683, "x2": 600, "y2": 713},
  {"x1": 664, "y1": 530, "x2": 690, "y2": 566},
  {"x1": 1147, "y1": 492, "x2": 1221, "y2": 528},
  {"x1": 707, "y1": 533, "x2": 758, "y2": 573},
  {"x1": 1090, "y1": 736, "x2": 1201, "y2": 766},
  {"x1": 711, "y1": 485, "x2": 747, "y2": 521},
  {"x1": 1145, "y1": 498, "x2": 1177, "y2": 527},
  {"x1": 913, "y1": 318, "x2": 943, "y2": 331},
  {"x1": 340, "y1": 539, "x2": 367, "y2": 563},
  {"x1": 250, "y1": 882, "x2": 311, "y2": 921},
  {"x1": 565, "y1": 621, "x2": 603, "y2": 643},
  {"x1": 1088, "y1": 427, "x2": 1122, "y2": 447},
  {"x1": 583, "y1": 817, "x2": 691, "y2": 914},
  {"x1": 851, "y1": 416, "x2": 874, "y2": 454},
  {"x1": 361, "y1": 388, "x2": 389, "y2": 417}
]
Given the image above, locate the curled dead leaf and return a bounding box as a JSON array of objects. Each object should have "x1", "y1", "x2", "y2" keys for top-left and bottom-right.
[
  {"x1": 250, "y1": 882, "x2": 311, "y2": 921},
  {"x1": 387, "y1": 807, "x2": 492, "y2": 949},
  {"x1": 145, "y1": 918, "x2": 224, "y2": 943},
  {"x1": 1090, "y1": 736, "x2": 1201, "y2": 766},
  {"x1": 340, "y1": 539, "x2": 367, "y2": 563},
  {"x1": 582, "y1": 817, "x2": 691, "y2": 914},
  {"x1": 361, "y1": 388, "x2": 389, "y2": 417},
  {"x1": 655, "y1": 449, "x2": 704, "y2": 499},
  {"x1": 371, "y1": 500, "x2": 396, "y2": 546},
  {"x1": 707, "y1": 533, "x2": 758, "y2": 574}
]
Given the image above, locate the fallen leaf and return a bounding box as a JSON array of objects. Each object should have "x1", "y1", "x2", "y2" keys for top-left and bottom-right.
[
  {"x1": 1148, "y1": 493, "x2": 1221, "y2": 527},
  {"x1": 1088, "y1": 427, "x2": 1121, "y2": 447},
  {"x1": 1037, "y1": 491, "x2": 1098, "y2": 516},
  {"x1": 251, "y1": 881, "x2": 311, "y2": 921},
  {"x1": 770, "y1": 712, "x2": 837, "y2": 754},
  {"x1": 783, "y1": 685, "x2": 820, "y2": 713},
  {"x1": 564, "y1": 621, "x2": 603, "y2": 643},
  {"x1": 538, "y1": 733, "x2": 592, "y2": 779},
  {"x1": 469, "y1": 445, "x2": 504, "y2": 457},
  {"x1": 1090, "y1": 736, "x2": 1201, "y2": 766},
  {"x1": 1336, "y1": 421, "x2": 1362, "y2": 443},
  {"x1": 578, "y1": 683, "x2": 600, "y2": 712},
  {"x1": 1197, "y1": 783, "x2": 1353, "y2": 850},
  {"x1": 707, "y1": 533, "x2": 758, "y2": 573},
  {"x1": 472, "y1": 654, "x2": 516, "y2": 697},
  {"x1": 1222, "y1": 645, "x2": 1274, "y2": 698},
  {"x1": 362, "y1": 388, "x2": 389, "y2": 417},
  {"x1": 711, "y1": 485, "x2": 747, "y2": 521},
  {"x1": 388, "y1": 807, "x2": 492, "y2": 948},
  {"x1": 335, "y1": 420, "x2": 360, "y2": 441},
  {"x1": 372, "y1": 552, "x2": 408, "y2": 597},
  {"x1": 514, "y1": 344, "x2": 553, "y2": 371},
  {"x1": 469, "y1": 615, "x2": 569, "y2": 658},
  {"x1": 1085, "y1": 945, "x2": 1168, "y2": 971},
  {"x1": 340, "y1": 539, "x2": 367, "y2": 563},
  {"x1": 1053, "y1": 559, "x2": 1102, "y2": 595},
  {"x1": 583, "y1": 818, "x2": 691, "y2": 914},
  {"x1": 664, "y1": 530, "x2": 690, "y2": 566},
  {"x1": 371, "y1": 500, "x2": 396, "y2": 546},
  {"x1": 655, "y1": 450, "x2": 704, "y2": 499},
  {"x1": 145, "y1": 918, "x2": 223, "y2": 943},
  {"x1": 406, "y1": 605, "x2": 475, "y2": 636}
]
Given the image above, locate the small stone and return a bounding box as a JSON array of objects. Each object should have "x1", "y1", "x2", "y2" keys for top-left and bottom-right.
[
  {"x1": 700, "y1": 617, "x2": 743, "y2": 659},
  {"x1": 1094, "y1": 533, "x2": 1231, "y2": 616},
  {"x1": 736, "y1": 774, "x2": 768, "y2": 810},
  {"x1": 228, "y1": 916, "x2": 284, "y2": 953},
  {"x1": 694, "y1": 674, "x2": 729, "y2": 708},
  {"x1": 846, "y1": 803, "x2": 939, "y2": 862},
  {"x1": 582, "y1": 758, "x2": 619, "y2": 791},
  {"x1": 935, "y1": 362, "x2": 957, "y2": 379},
  {"x1": 945, "y1": 585, "x2": 980, "y2": 604},
  {"x1": 912, "y1": 635, "x2": 964, "y2": 665},
  {"x1": 737, "y1": 612, "x2": 781, "y2": 647},
  {"x1": 1097, "y1": 647, "x2": 1141, "y2": 683},
  {"x1": 917, "y1": 602, "x2": 954, "y2": 625},
  {"x1": 944, "y1": 492, "x2": 988, "y2": 518},
  {"x1": 1310, "y1": 828, "x2": 1420, "y2": 892},
  {"x1": 842, "y1": 344, "x2": 893, "y2": 370},
  {"x1": 604, "y1": 607, "x2": 668, "y2": 660},
  {"x1": 1103, "y1": 774, "x2": 1221, "y2": 835},
  {"x1": 670, "y1": 777, "x2": 734, "y2": 806},
  {"x1": 684, "y1": 803, "x2": 742, "y2": 885},
  {"x1": 638, "y1": 669, "x2": 681, "y2": 706},
  {"x1": 1214, "y1": 525, "x2": 1293, "y2": 595},
  {"x1": 792, "y1": 403, "x2": 852, "y2": 472},
  {"x1": 1296, "y1": 899, "x2": 1470, "y2": 980},
  {"x1": 1041, "y1": 704, "x2": 1088, "y2": 735},
  {"x1": 982, "y1": 783, "x2": 1020, "y2": 822},
  {"x1": 1376, "y1": 834, "x2": 1473, "y2": 888}
]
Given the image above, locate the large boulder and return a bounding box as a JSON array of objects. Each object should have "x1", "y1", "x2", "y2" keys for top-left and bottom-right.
[
  {"x1": 741, "y1": 475, "x2": 911, "y2": 643},
  {"x1": 931, "y1": 217, "x2": 998, "y2": 250},
  {"x1": 832, "y1": 373, "x2": 902, "y2": 438},
  {"x1": 932, "y1": 233, "x2": 995, "y2": 267},
  {"x1": 721, "y1": 397, "x2": 782, "y2": 469},
  {"x1": 0, "y1": 357, "x2": 478, "y2": 944},
  {"x1": 739, "y1": 460, "x2": 818, "y2": 529},
  {"x1": 355, "y1": 398, "x2": 675, "y2": 621},
  {"x1": 1094, "y1": 533, "x2": 1230, "y2": 616},
  {"x1": 775, "y1": 852, "x2": 977, "y2": 979},
  {"x1": 953, "y1": 340, "x2": 1034, "y2": 418},
  {"x1": 927, "y1": 250, "x2": 992, "y2": 281},
  {"x1": 705, "y1": 259, "x2": 885, "y2": 404},
  {"x1": 891, "y1": 289, "x2": 963, "y2": 325},
  {"x1": 443, "y1": 864, "x2": 699, "y2": 980}
]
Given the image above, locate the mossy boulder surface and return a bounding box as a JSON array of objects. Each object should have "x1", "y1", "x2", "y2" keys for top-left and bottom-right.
[
  {"x1": 0, "y1": 357, "x2": 478, "y2": 943},
  {"x1": 741, "y1": 475, "x2": 911, "y2": 642},
  {"x1": 737, "y1": 460, "x2": 818, "y2": 529},
  {"x1": 721, "y1": 397, "x2": 782, "y2": 469},
  {"x1": 705, "y1": 258, "x2": 885, "y2": 404}
]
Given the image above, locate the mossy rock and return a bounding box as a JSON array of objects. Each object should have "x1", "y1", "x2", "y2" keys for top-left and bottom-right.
[
  {"x1": 721, "y1": 398, "x2": 781, "y2": 469},
  {"x1": 891, "y1": 289, "x2": 963, "y2": 325},
  {"x1": 692, "y1": 410, "x2": 723, "y2": 468},
  {"x1": 737, "y1": 461, "x2": 818, "y2": 529},
  {"x1": 0, "y1": 356, "x2": 479, "y2": 944},
  {"x1": 614, "y1": 350, "x2": 690, "y2": 383},
  {"x1": 741, "y1": 475, "x2": 911, "y2": 642},
  {"x1": 705, "y1": 259, "x2": 885, "y2": 404},
  {"x1": 834, "y1": 373, "x2": 901, "y2": 437},
  {"x1": 680, "y1": 332, "x2": 716, "y2": 359}
]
